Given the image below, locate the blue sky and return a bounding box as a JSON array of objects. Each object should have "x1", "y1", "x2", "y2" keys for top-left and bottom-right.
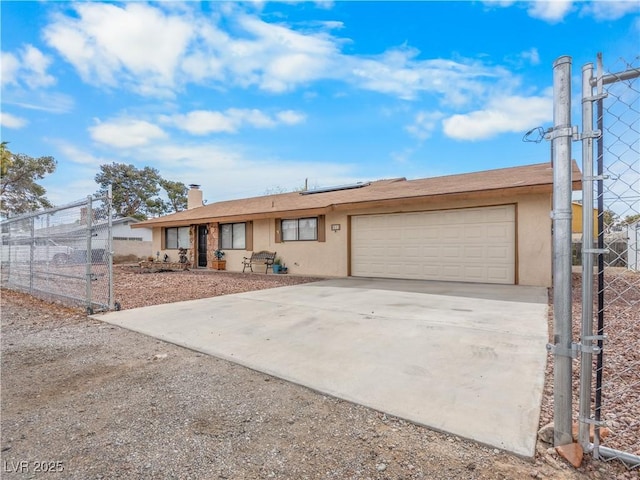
[{"x1": 1, "y1": 1, "x2": 639, "y2": 207}]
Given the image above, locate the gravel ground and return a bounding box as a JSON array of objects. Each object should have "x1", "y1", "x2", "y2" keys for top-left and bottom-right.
[
  {"x1": 538, "y1": 269, "x2": 640, "y2": 459},
  {"x1": 1, "y1": 266, "x2": 637, "y2": 479}
]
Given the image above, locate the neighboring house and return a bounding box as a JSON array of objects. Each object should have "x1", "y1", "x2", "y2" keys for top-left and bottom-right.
[
  {"x1": 66, "y1": 215, "x2": 152, "y2": 260},
  {"x1": 628, "y1": 221, "x2": 639, "y2": 272},
  {"x1": 2, "y1": 214, "x2": 153, "y2": 263},
  {"x1": 133, "y1": 162, "x2": 582, "y2": 287},
  {"x1": 109, "y1": 217, "x2": 153, "y2": 261},
  {"x1": 111, "y1": 217, "x2": 153, "y2": 242},
  {"x1": 571, "y1": 201, "x2": 598, "y2": 241}
]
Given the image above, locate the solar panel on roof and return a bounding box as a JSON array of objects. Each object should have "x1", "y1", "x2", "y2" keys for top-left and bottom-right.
[{"x1": 299, "y1": 182, "x2": 370, "y2": 195}]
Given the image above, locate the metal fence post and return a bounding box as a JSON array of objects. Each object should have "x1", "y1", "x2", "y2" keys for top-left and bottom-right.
[
  {"x1": 578, "y1": 61, "x2": 596, "y2": 451},
  {"x1": 29, "y1": 216, "x2": 35, "y2": 294},
  {"x1": 551, "y1": 55, "x2": 574, "y2": 447},
  {"x1": 107, "y1": 185, "x2": 114, "y2": 310},
  {"x1": 85, "y1": 195, "x2": 93, "y2": 313}
]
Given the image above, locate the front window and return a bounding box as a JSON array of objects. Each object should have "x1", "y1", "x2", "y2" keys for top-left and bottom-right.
[
  {"x1": 282, "y1": 218, "x2": 317, "y2": 241},
  {"x1": 220, "y1": 223, "x2": 246, "y2": 249},
  {"x1": 165, "y1": 226, "x2": 189, "y2": 249}
]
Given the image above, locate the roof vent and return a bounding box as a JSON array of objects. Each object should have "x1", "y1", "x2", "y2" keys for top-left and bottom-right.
[{"x1": 300, "y1": 182, "x2": 370, "y2": 195}]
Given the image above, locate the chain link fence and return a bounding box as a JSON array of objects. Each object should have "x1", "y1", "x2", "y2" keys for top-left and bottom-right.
[
  {"x1": 579, "y1": 54, "x2": 639, "y2": 468},
  {"x1": 1, "y1": 194, "x2": 114, "y2": 313}
]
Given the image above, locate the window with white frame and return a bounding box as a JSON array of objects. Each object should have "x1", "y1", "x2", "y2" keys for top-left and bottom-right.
[
  {"x1": 282, "y1": 217, "x2": 317, "y2": 241},
  {"x1": 220, "y1": 223, "x2": 246, "y2": 249},
  {"x1": 165, "y1": 226, "x2": 190, "y2": 249}
]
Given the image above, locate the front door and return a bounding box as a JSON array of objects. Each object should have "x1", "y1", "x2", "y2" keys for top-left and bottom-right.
[{"x1": 198, "y1": 225, "x2": 207, "y2": 268}]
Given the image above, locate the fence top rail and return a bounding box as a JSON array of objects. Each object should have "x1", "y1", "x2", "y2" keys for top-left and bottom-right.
[
  {"x1": 590, "y1": 66, "x2": 640, "y2": 86},
  {"x1": 0, "y1": 195, "x2": 109, "y2": 225}
]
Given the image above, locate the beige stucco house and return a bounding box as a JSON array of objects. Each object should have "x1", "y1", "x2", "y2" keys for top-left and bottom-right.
[{"x1": 133, "y1": 162, "x2": 581, "y2": 287}]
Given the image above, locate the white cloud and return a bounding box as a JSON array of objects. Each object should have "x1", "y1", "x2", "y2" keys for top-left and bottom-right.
[
  {"x1": 226, "y1": 13, "x2": 340, "y2": 93},
  {"x1": 520, "y1": 48, "x2": 540, "y2": 66},
  {"x1": 277, "y1": 110, "x2": 307, "y2": 125},
  {"x1": 1, "y1": 45, "x2": 55, "y2": 89},
  {"x1": 5, "y1": 92, "x2": 74, "y2": 114},
  {"x1": 231, "y1": 108, "x2": 275, "y2": 129},
  {"x1": 318, "y1": 20, "x2": 343, "y2": 29},
  {"x1": 44, "y1": 3, "x2": 194, "y2": 96},
  {"x1": 0, "y1": 112, "x2": 28, "y2": 128},
  {"x1": 482, "y1": 1, "x2": 517, "y2": 6},
  {"x1": 442, "y1": 92, "x2": 552, "y2": 141},
  {"x1": 51, "y1": 140, "x2": 107, "y2": 166},
  {"x1": 147, "y1": 145, "x2": 356, "y2": 202},
  {"x1": 138, "y1": 143, "x2": 242, "y2": 171},
  {"x1": 39, "y1": 2, "x2": 529, "y2": 107},
  {"x1": 314, "y1": 1, "x2": 335, "y2": 11},
  {"x1": 130, "y1": 139, "x2": 358, "y2": 201},
  {"x1": 43, "y1": 175, "x2": 102, "y2": 206},
  {"x1": 405, "y1": 111, "x2": 445, "y2": 140},
  {"x1": 168, "y1": 111, "x2": 237, "y2": 135},
  {"x1": 483, "y1": 0, "x2": 573, "y2": 22},
  {"x1": 580, "y1": 1, "x2": 640, "y2": 21},
  {"x1": 488, "y1": 0, "x2": 638, "y2": 23},
  {"x1": 43, "y1": 3, "x2": 342, "y2": 96},
  {"x1": 390, "y1": 146, "x2": 417, "y2": 164},
  {"x1": 164, "y1": 109, "x2": 306, "y2": 135},
  {"x1": 1, "y1": 52, "x2": 20, "y2": 86},
  {"x1": 527, "y1": 1, "x2": 574, "y2": 22},
  {"x1": 21, "y1": 45, "x2": 55, "y2": 88},
  {"x1": 89, "y1": 118, "x2": 167, "y2": 148},
  {"x1": 348, "y1": 48, "x2": 507, "y2": 104}
]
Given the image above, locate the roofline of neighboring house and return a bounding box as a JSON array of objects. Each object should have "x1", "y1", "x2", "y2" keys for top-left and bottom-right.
[
  {"x1": 112, "y1": 216, "x2": 140, "y2": 224},
  {"x1": 132, "y1": 180, "x2": 575, "y2": 229}
]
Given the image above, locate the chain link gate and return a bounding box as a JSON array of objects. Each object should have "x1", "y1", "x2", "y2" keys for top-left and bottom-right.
[
  {"x1": 1, "y1": 192, "x2": 114, "y2": 313},
  {"x1": 578, "y1": 54, "x2": 640, "y2": 469}
]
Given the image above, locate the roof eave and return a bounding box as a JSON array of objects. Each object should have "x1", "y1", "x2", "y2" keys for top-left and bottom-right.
[
  {"x1": 333, "y1": 183, "x2": 560, "y2": 212},
  {"x1": 132, "y1": 206, "x2": 332, "y2": 228},
  {"x1": 133, "y1": 182, "x2": 564, "y2": 229}
]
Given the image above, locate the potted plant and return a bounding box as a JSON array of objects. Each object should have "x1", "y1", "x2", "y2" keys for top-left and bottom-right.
[
  {"x1": 210, "y1": 249, "x2": 226, "y2": 270},
  {"x1": 272, "y1": 257, "x2": 282, "y2": 274}
]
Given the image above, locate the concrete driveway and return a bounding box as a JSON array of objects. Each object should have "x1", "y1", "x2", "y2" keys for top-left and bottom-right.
[{"x1": 94, "y1": 277, "x2": 549, "y2": 457}]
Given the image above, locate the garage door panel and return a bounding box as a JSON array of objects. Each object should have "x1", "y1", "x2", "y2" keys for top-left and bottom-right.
[
  {"x1": 487, "y1": 245, "x2": 511, "y2": 259},
  {"x1": 485, "y1": 206, "x2": 512, "y2": 222},
  {"x1": 352, "y1": 205, "x2": 515, "y2": 284},
  {"x1": 442, "y1": 265, "x2": 464, "y2": 280},
  {"x1": 487, "y1": 225, "x2": 511, "y2": 240},
  {"x1": 487, "y1": 266, "x2": 511, "y2": 283},
  {"x1": 404, "y1": 246, "x2": 420, "y2": 257},
  {"x1": 404, "y1": 227, "x2": 423, "y2": 240},
  {"x1": 442, "y1": 246, "x2": 461, "y2": 259},
  {"x1": 421, "y1": 246, "x2": 440, "y2": 258},
  {"x1": 464, "y1": 246, "x2": 485, "y2": 259},
  {"x1": 464, "y1": 265, "x2": 485, "y2": 281},
  {"x1": 464, "y1": 226, "x2": 486, "y2": 240},
  {"x1": 423, "y1": 228, "x2": 439, "y2": 240},
  {"x1": 443, "y1": 225, "x2": 463, "y2": 239}
]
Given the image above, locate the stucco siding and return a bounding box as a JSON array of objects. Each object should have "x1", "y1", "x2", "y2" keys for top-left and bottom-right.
[
  {"x1": 230, "y1": 215, "x2": 349, "y2": 277},
  {"x1": 113, "y1": 240, "x2": 153, "y2": 259},
  {"x1": 516, "y1": 195, "x2": 552, "y2": 287}
]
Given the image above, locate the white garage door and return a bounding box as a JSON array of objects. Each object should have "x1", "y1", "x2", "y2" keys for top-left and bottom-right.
[{"x1": 351, "y1": 205, "x2": 516, "y2": 284}]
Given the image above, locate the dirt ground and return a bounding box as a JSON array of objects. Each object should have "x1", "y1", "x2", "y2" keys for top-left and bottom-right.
[{"x1": 1, "y1": 266, "x2": 637, "y2": 479}]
